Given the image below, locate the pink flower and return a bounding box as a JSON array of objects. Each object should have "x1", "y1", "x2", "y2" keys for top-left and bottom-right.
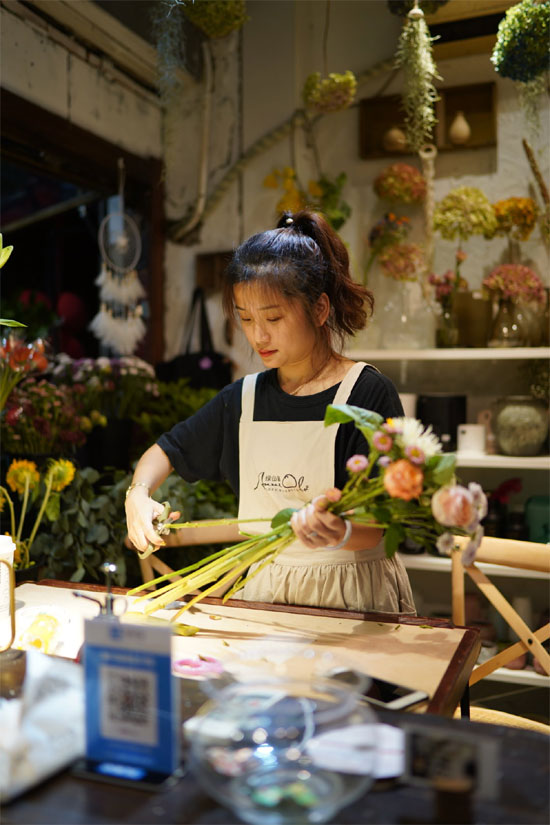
[
  {"x1": 483, "y1": 264, "x2": 545, "y2": 304},
  {"x1": 372, "y1": 431, "x2": 393, "y2": 453},
  {"x1": 455, "y1": 250, "x2": 467, "y2": 263},
  {"x1": 324, "y1": 487, "x2": 343, "y2": 503},
  {"x1": 431, "y1": 485, "x2": 481, "y2": 532},
  {"x1": 378, "y1": 456, "x2": 391, "y2": 467},
  {"x1": 383, "y1": 459, "x2": 424, "y2": 501},
  {"x1": 346, "y1": 454, "x2": 368, "y2": 473},
  {"x1": 405, "y1": 445, "x2": 425, "y2": 465}
]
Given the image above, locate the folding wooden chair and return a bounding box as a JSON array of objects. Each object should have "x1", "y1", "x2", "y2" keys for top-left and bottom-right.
[{"x1": 451, "y1": 535, "x2": 550, "y2": 731}]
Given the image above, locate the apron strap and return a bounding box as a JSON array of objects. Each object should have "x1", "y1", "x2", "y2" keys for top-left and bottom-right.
[
  {"x1": 333, "y1": 361, "x2": 371, "y2": 405},
  {"x1": 241, "y1": 373, "x2": 260, "y2": 422}
]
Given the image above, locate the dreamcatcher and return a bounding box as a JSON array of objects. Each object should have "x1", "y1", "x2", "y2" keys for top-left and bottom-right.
[{"x1": 89, "y1": 158, "x2": 146, "y2": 354}]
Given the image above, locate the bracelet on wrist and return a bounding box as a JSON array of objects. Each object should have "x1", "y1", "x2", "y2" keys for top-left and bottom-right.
[
  {"x1": 125, "y1": 481, "x2": 150, "y2": 499},
  {"x1": 324, "y1": 518, "x2": 352, "y2": 550}
]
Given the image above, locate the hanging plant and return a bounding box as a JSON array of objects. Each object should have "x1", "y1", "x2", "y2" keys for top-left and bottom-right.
[
  {"x1": 302, "y1": 70, "x2": 357, "y2": 114},
  {"x1": 180, "y1": 0, "x2": 249, "y2": 39},
  {"x1": 387, "y1": 1, "x2": 450, "y2": 15},
  {"x1": 491, "y1": 0, "x2": 550, "y2": 83},
  {"x1": 394, "y1": 5, "x2": 442, "y2": 153},
  {"x1": 374, "y1": 163, "x2": 426, "y2": 204}
]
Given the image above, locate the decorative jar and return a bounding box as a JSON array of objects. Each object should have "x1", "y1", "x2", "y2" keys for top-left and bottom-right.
[
  {"x1": 453, "y1": 290, "x2": 493, "y2": 347},
  {"x1": 435, "y1": 301, "x2": 459, "y2": 348},
  {"x1": 186, "y1": 676, "x2": 377, "y2": 825},
  {"x1": 493, "y1": 396, "x2": 549, "y2": 456}
]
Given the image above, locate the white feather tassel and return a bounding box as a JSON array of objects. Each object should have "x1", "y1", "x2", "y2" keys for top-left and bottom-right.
[
  {"x1": 89, "y1": 304, "x2": 146, "y2": 355},
  {"x1": 95, "y1": 267, "x2": 145, "y2": 306}
]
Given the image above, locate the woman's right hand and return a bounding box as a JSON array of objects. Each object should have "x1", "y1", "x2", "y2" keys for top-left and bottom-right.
[{"x1": 125, "y1": 487, "x2": 167, "y2": 555}]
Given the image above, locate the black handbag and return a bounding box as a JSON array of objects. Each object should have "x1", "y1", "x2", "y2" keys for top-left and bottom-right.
[{"x1": 155, "y1": 287, "x2": 232, "y2": 389}]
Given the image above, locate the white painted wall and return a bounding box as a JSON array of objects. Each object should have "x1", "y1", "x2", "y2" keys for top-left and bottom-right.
[{"x1": 2, "y1": 0, "x2": 548, "y2": 373}]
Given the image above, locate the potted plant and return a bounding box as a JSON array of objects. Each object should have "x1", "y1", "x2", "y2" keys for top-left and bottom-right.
[{"x1": 483, "y1": 263, "x2": 545, "y2": 347}]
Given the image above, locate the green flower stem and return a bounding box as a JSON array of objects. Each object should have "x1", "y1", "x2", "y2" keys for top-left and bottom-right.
[
  {"x1": 15, "y1": 475, "x2": 31, "y2": 545},
  {"x1": 0, "y1": 485, "x2": 16, "y2": 539},
  {"x1": 26, "y1": 473, "x2": 53, "y2": 557},
  {"x1": 164, "y1": 516, "x2": 272, "y2": 530}
]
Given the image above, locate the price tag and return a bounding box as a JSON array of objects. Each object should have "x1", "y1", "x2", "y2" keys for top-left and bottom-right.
[{"x1": 82, "y1": 617, "x2": 179, "y2": 782}]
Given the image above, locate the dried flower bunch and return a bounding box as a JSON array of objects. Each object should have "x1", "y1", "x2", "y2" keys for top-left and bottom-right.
[
  {"x1": 492, "y1": 197, "x2": 539, "y2": 241},
  {"x1": 128, "y1": 405, "x2": 487, "y2": 619},
  {"x1": 302, "y1": 70, "x2": 357, "y2": 114},
  {"x1": 433, "y1": 186, "x2": 498, "y2": 242},
  {"x1": 428, "y1": 251, "x2": 468, "y2": 305},
  {"x1": 0, "y1": 457, "x2": 75, "y2": 569},
  {"x1": 374, "y1": 163, "x2": 426, "y2": 204},
  {"x1": 482, "y1": 263, "x2": 545, "y2": 304},
  {"x1": 379, "y1": 242, "x2": 424, "y2": 282},
  {"x1": 179, "y1": 0, "x2": 248, "y2": 39},
  {"x1": 364, "y1": 213, "x2": 411, "y2": 281},
  {"x1": 263, "y1": 167, "x2": 351, "y2": 231}
]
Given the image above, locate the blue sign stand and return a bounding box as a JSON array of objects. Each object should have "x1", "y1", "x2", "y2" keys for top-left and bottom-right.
[{"x1": 76, "y1": 616, "x2": 181, "y2": 789}]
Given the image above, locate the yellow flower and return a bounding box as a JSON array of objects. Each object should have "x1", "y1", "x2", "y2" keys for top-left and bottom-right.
[
  {"x1": 277, "y1": 189, "x2": 306, "y2": 215},
  {"x1": 263, "y1": 171, "x2": 280, "y2": 189},
  {"x1": 46, "y1": 459, "x2": 76, "y2": 492},
  {"x1": 6, "y1": 460, "x2": 40, "y2": 495},
  {"x1": 308, "y1": 179, "x2": 323, "y2": 198},
  {"x1": 0, "y1": 490, "x2": 5, "y2": 514}
]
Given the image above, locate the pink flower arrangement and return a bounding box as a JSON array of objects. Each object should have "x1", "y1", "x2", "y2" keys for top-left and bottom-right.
[
  {"x1": 379, "y1": 242, "x2": 424, "y2": 281},
  {"x1": 482, "y1": 264, "x2": 545, "y2": 303},
  {"x1": 374, "y1": 163, "x2": 426, "y2": 204}
]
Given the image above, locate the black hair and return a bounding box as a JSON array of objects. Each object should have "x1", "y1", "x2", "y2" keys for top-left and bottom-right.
[{"x1": 223, "y1": 210, "x2": 374, "y2": 349}]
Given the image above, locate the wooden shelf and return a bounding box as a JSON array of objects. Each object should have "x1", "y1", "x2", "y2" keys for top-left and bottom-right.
[
  {"x1": 347, "y1": 347, "x2": 550, "y2": 361},
  {"x1": 400, "y1": 553, "x2": 549, "y2": 581},
  {"x1": 456, "y1": 453, "x2": 550, "y2": 470}
]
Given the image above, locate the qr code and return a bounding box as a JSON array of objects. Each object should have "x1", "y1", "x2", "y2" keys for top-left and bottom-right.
[{"x1": 100, "y1": 665, "x2": 158, "y2": 745}]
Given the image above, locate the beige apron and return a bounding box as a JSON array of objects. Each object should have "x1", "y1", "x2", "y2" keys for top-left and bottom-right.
[{"x1": 233, "y1": 362, "x2": 415, "y2": 614}]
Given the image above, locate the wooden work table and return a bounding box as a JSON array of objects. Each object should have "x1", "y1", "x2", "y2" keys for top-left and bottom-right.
[{"x1": 13, "y1": 579, "x2": 481, "y2": 717}]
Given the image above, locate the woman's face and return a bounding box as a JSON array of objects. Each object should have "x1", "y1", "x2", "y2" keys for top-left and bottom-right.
[{"x1": 233, "y1": 282, "x2": 324, "y2": 370}]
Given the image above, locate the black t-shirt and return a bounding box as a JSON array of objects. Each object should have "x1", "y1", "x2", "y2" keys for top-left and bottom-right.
[{"x1": 157, "y1": 365, "x2": 403, "y2": 497}]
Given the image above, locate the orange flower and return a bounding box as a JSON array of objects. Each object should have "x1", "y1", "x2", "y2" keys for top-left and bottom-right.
[{"x1": 383, "y1": 459, "x2": 423, "y2": 501}]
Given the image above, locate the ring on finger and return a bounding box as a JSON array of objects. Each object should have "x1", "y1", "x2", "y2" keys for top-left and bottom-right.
[{"x1": 307, "y1": 531, "x2": 318, "y2": 539}]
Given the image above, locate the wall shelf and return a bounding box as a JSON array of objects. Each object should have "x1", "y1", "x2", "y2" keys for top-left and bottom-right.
[
  {"x1": 347, "y1": 347, "x2": 550, "y2": 362},
  {"x1": 456, "y1": 454, "x2": 549, "y2": 470}
]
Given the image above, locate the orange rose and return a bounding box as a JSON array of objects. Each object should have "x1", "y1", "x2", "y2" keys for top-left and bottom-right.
[{"x1": 383, "y1": 459, "x2": 423, "y2": 501}]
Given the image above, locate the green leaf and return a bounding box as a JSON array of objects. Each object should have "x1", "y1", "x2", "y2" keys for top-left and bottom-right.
[
  {"x1": 324, "y1": 405, "x2": 383, "y2": 442},
  {"x1": 64, "y1": 533, "x2": 74, "y2": 549},
  {"x1": 431, "y1": 453, "x2": 457, "y2": 485},
  {"x1": 0, "y1": 319, "x2": 26, "y2": 327},
  {"x1": 384, "y1": 524, "x2": 404, "y2": 558},
  {"x1": 45, "y1": 492, "x2": 61, "y2": 521},
  {"x1": 271, "y1": 507, "x2": 296, "y2": 529}
]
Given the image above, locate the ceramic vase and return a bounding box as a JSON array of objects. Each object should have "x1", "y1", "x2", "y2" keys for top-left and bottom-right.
[
  {"x1": 493, "y1": 396, "x2": 549, "y2": 456},
  {"x1": 448, "y1": 111, "x2": 471, "y2": 145}
]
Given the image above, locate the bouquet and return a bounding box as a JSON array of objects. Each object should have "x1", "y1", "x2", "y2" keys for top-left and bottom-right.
[
  {"x1": 378, "y1": 242, "x2": 424, "y2": 282},
  {"x1": 0, "y1": 457, "x2": 75, "y2": 569},
  {"x1": 482, "y1": 263, "x2": 545, "y2": 304},
  {"x1": 373, "y1": 163, "x2": 426, "y2": 205},
  {"x1": 128, "y1": 405, "x2": 487, "y2": 620}
]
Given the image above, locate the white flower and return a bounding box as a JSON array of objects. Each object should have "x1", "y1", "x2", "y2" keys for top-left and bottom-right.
[
  {"x1": 395, "y1": 417, "x2": 442, "y2": 460},
  {"x1": 468, "y1": 482, "x2": 488, "y2": 521}
]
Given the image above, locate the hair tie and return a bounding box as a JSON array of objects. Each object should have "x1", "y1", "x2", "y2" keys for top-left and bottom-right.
[{"x1": 285, "y1": 216, "x2": 293, "y2": 226}]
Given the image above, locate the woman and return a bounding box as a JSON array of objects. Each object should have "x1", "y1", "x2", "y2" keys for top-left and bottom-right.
[{"x1": 126, "y1": 210, "x2": 415, "y2": 614}]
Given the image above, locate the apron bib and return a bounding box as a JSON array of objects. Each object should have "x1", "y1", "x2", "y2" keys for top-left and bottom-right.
[{"x1": 235, "y1": 361, "x2": 415, "y2": 613}]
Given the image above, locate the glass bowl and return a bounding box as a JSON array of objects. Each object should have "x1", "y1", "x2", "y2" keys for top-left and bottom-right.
[{"x1": 185, "y1": 675, "x2": 377, "y2": 825}]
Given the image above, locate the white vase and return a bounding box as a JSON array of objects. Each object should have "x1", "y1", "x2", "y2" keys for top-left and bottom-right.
[{"x1": 448, "y1": 111, "x2": 471, "y2": 145}]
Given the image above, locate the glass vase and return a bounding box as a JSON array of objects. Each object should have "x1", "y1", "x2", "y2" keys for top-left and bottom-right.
[
  {"x1": 187, "y1": 676, "x2": 377, "y2": 825},
  {"x1": 488, "y1": 297, "x2": 526, "y2": 348},
  {"x1": 435, "y1": 302, "x2": 459, "y2": 348},
  {"x1": 380, "y1": 281, "x2": 434, "y2": 349}
]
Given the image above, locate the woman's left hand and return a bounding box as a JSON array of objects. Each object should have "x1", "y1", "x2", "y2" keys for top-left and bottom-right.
[{"x1": 290, "y1": 491, "x2": 347, "y2": 548}]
